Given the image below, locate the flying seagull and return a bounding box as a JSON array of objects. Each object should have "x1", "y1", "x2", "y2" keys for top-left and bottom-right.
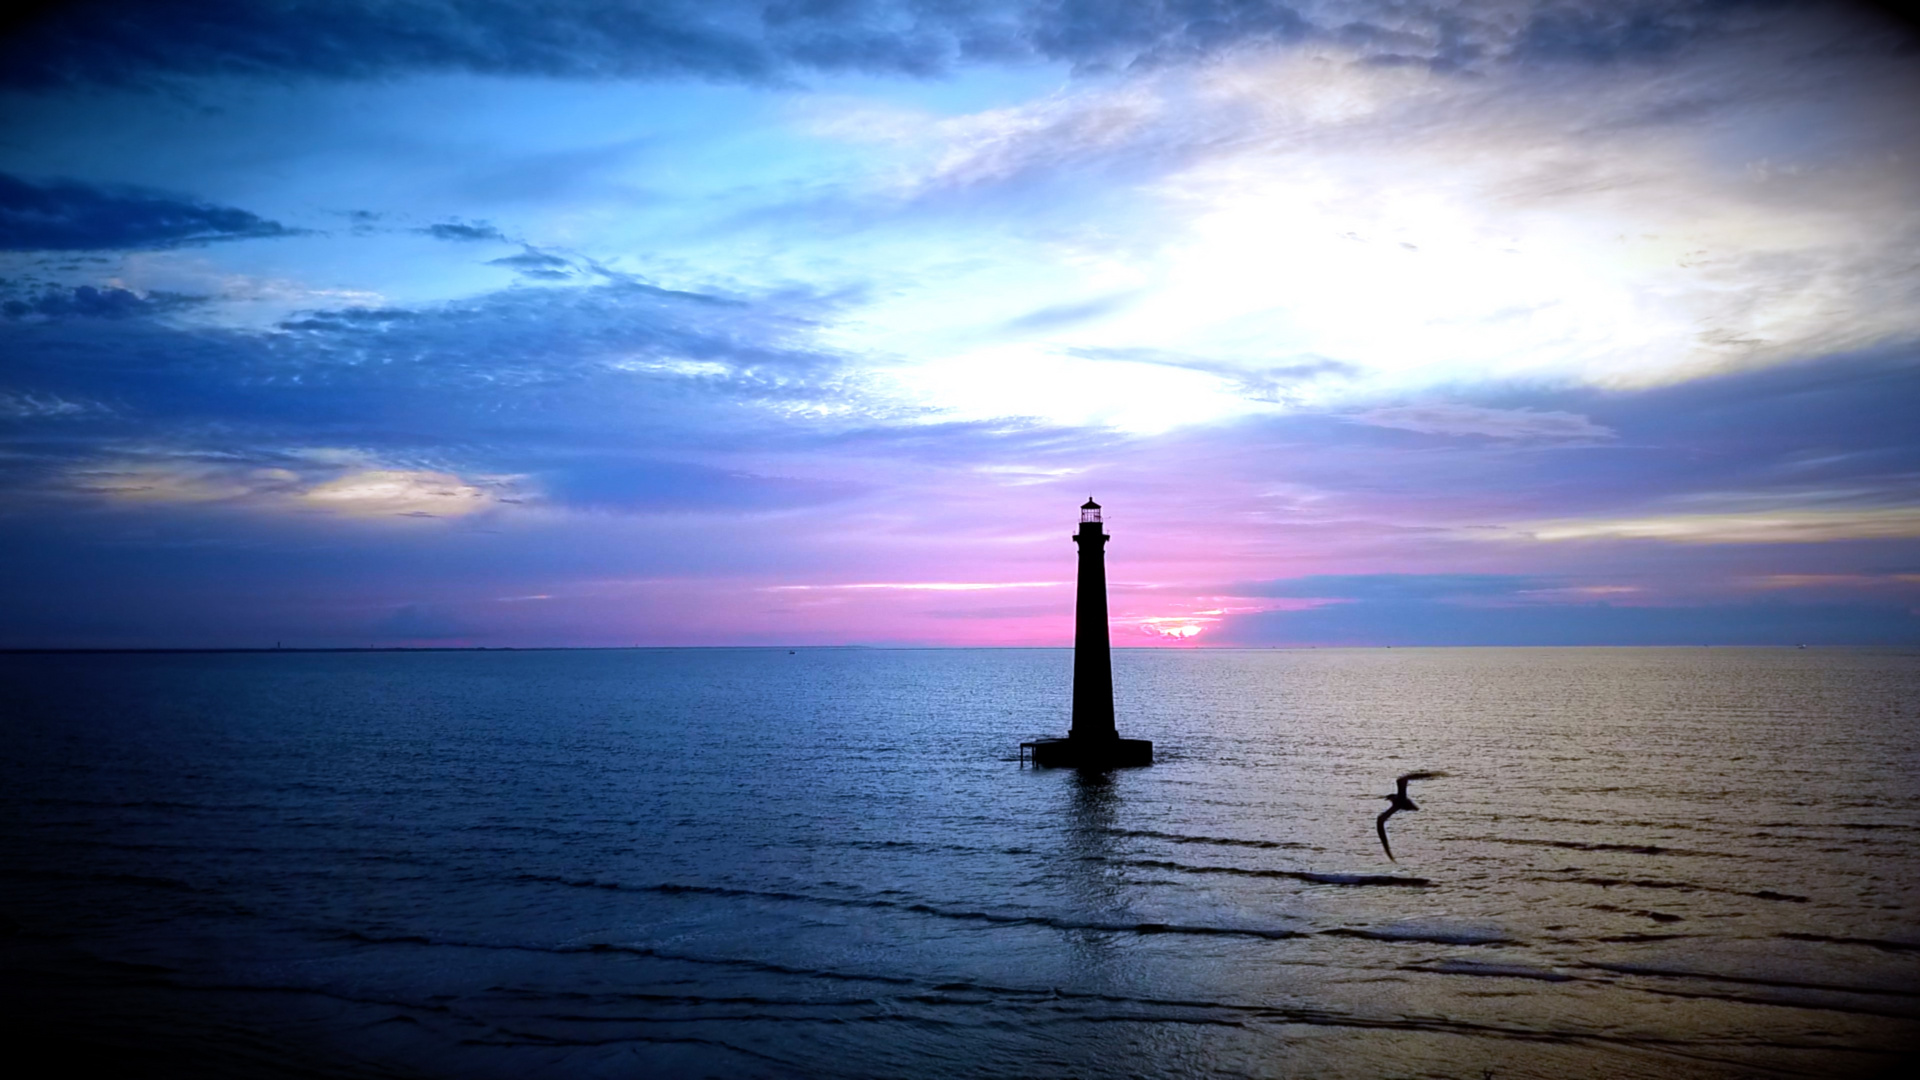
[{"x1": 1376, "y1": 771, "x2": 1446, "y2": 862}]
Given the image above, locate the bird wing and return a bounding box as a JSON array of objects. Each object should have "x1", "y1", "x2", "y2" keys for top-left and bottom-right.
[
  {"x1": 1395, "y1": 770, "x2": 1446, "y2": 796},
  {"x1": 1376, "y1": 805, "x2": 1398, "y2": 861}
]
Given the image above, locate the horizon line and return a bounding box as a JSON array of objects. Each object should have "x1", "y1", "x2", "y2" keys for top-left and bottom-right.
[{"x1": 0, "y1": 643, "x2": 1898, "y2": 655}]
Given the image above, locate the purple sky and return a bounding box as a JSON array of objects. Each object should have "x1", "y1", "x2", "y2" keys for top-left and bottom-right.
[{"x1": 2, "y1": 1, "x2": 1918, "y2": 647}]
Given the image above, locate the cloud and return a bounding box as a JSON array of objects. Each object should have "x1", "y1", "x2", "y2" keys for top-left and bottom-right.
[
  {"x1": 1509, "y1": 3, "x2": 1722, "y2": 66},
  {"x1": 1230, "y1": 574, "x2": 1545, "y2": 600},
  {"x1": 275, "y1": 307, "x2": 423, "y2": 331},
  {"x1": 419, "y1": 221, "x2": 508, "y2": 242},
  {"x1": 62, "y1": 460, "x2": 272, "y2": 505},
  {"x1": 1067, "y1": 348, "x2": 1360, "y2": 404},
  {"x1": 1503, "y1": 505, "x2": 1920, "y2": 544},
  {"x1": 300, "y1": 468, "x2": 503, "y2": 517},
  {"x1": 1001, "y1": 291, "x2": 1139, "y2": 332},
  {"x1": 806, "y1": 9, "x2": 1920, "y2": 397},
  {"x1": 1133, "y1": 616, "x2": 1206, "y2": 638},
  {"x1": 0, "y1": 391, "x2": 109, "y2": 418},
  {"x1": 1349, "y1": 404, "x2": 1614, "y2": 441},
  {"x1": 2, "y1": 284, "x2": 205, "y2": 320},
  {"x1": 53, "y1": 453, "x2": 518, "y2": 518},
  {"x1": 488, "y1": 246, "x2": 577, "y2": 278},
  {"x1": 4, "y1": 1, "x2": 1898, "y2": 90},
  {"x1": 0, "y1": 172, "x2": 291, "y2": 250},
  {"x1": 885, "y1": 344, "x2": 1263, "y2": 432},
  {"x1": 251, "y1": 276, "x2": 839, "y2": 410},
  {"x1": 1751, "y1": 572, "x2": 1920, "y2": 589},
  {"x1": 0, "y1": 272, "x2": 869, "y2": 529}
]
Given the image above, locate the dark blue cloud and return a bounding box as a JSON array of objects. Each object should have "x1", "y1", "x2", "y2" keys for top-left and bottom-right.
[
  {"x1": 1187, "y1": 345, "x2": 1920, "y2": 525},
  {"x1": 489, "y1": 250, "x2": 569, "y2": 270},
  {"x1": 420, "y1": 221, "x2": 508, "y2": 243},
  {"x1": 0, "y1": 0, "x2": 798, "y2": 88},
  {"x1": 275, "y1": 307, "x2": 423, "y2": 331},
  {"x1": 2, "y1": 284, "x2": 204, "y2": 320},
  {"x1": 1502, "y1": 1, "x2": 1900, "y2": 67},
  {"x1": 1019, "y1": 0, "x2": 1309, "y2": 70},
  {"x1": 0, "y1": 275, "x2": 856, "y2": 502},
  {"x1": 1, "y1": 1, "x2": 1885, "y2": 90},
  {"x1": 1511, "y1": 3, "x2": 1717, "y2": 64},
  {"x1": 488, "y1": 247, "x2": 576, "y2": 278},
  {"x1": 0, "y1": 172, "x2": 290, "y2": 251}
]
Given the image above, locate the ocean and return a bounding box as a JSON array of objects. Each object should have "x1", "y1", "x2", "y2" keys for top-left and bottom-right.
[{"x1": 1, "y1": 647, "x2": 1915, "y2": 1078}]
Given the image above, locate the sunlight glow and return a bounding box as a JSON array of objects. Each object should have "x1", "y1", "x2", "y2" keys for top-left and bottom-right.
[
  {"x1": 886, "y1": 346, "x2": 1260, "y2": 433},
  {"x1": 848, "y1": 48, "x2": 1920, "y2": 424},
  {"x1": 301, "y1": 470, "x2": 498, "y2": 517}
]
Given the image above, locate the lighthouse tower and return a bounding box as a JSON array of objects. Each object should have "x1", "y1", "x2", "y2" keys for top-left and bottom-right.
[
  {"x1": 1020, "y1": 498, "x2": 1153, "y2": 769},
  {"x1": 1071, "y1": 498, "x2": 1115, "y2": 740}
]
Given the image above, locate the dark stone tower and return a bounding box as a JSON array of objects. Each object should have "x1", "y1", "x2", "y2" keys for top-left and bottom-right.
[
  {"x1": 1020, "y1": 498, "x2": 1153, "y2": 769},
  {"x1": 1071, "y1": 499, "x2": 1115, "y2": 740}
]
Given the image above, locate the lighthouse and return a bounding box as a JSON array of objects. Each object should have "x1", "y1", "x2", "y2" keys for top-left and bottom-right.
[
  {"x1": 1071, "y1": 498, "x2": 1114, "y2": 739},
  {"x1": 1020, "y1": 498, "x2": 1153, "y2": 769}
]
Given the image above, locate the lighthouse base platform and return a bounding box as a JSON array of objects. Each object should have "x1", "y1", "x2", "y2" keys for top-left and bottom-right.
[{"x1": 1020, "y1": 736, "x2": 1153, "y2": 769}]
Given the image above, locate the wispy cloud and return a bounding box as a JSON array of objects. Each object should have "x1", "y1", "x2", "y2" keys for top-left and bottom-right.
[
  {"x1": 56, "y1": 454, "x2": 520, "y2": 519},
  {"x1": 418, "y1": 220, "x2": 507, "y2": 243},
  {"x1": 1749, "y1": 572, "x2": 1920, "y2": 589},
  {"x1": 0, "y1": 173, "x2": 291, "y2": 251},
  {"x1": 8, "y1": 0, "x2": 1812, "y2": 91},
  {"x1": 300, "y1": 468, "x2": 505, "y2": 517},
  {"x1": 1502, "y1": 506, "x2": 1920, "y2": 544},
  {"x1": 1350, "y1": 404, "x2": 1613, "y2": 441},
  {"x1": 3, "y1": 283, "x2": 206, "y2": 321}
]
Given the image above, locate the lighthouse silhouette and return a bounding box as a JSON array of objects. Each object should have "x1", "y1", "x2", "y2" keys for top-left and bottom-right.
[{"x1": 1021, "y1": 498, "x2": 1153, "y2": 768}]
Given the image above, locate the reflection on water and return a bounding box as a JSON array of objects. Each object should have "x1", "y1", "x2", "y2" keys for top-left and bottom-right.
[
  {"x1": 1065, "y1": 769, "x2": 1124, "y2": 932},
  {"x1": 0, "y1": 647, "x2": 1916, "y2": 1078}
]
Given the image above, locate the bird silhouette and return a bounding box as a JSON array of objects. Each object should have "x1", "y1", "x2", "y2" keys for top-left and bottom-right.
[{"x1": 1376, "y1": 771, "x2": 1445, "y2": 861}]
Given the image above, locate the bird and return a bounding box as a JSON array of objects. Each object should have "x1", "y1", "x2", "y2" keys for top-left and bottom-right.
[{"x1": 1376, "y1": 771, "x2": 1445, "y2": 862}]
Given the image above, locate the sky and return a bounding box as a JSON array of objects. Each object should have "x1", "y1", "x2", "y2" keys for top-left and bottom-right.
[{"x1": 2, "y1": 0, "x2": 1919, "y2": 648}]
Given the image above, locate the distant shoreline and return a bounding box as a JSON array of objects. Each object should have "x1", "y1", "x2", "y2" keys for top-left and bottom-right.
[{"x1": 0, "y1": 644, "x2": 1894, "y2": 654}]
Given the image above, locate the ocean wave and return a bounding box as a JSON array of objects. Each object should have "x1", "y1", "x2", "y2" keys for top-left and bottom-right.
[
  {"x1": 1109, "y1": 858, "x2": 1428, "y2": 887},
  {"x1": 1542, "y1": 873, "x2": 1808, "y2": 903},
  {"x1": 311, "y1": 935, "x2": 1608, "y2": 1045},
  {"x1": 1102, "y1": 828, "x2": 1315, "y2": 851},
  {"x1": 1588, "y1": 904, "x2": 1684, "y2": 923},
  {"x1": 1779, "y1": 932, "x2": 1920, "y2": 954},
  {"x1": 1479, "y1": 837, "x2": 1723, "y2": 857},
  {"x1": 461, "y1": 875, "x2": 1521, "y2": 948},
  {"x1": 1324, "y1": 923, "x2": 1514, "y2": 946},
  {"x1": 1407, "y1": 959, "x2": 1574, "y2": 982},
  {"x1": 0, "y1": 867, "x2": 203, "y2": 892},
  {"x1": 1582, "y1": 961, "x2": 1920, "y2": 1000},
  {"x1": 509, "y1": 875, "x2": 1313, "y2": 941}
]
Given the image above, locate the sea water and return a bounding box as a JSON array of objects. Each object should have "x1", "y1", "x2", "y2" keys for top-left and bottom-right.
[{"x1": 1, "y1": 647, "x2": 1915, "y2": 1078}]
